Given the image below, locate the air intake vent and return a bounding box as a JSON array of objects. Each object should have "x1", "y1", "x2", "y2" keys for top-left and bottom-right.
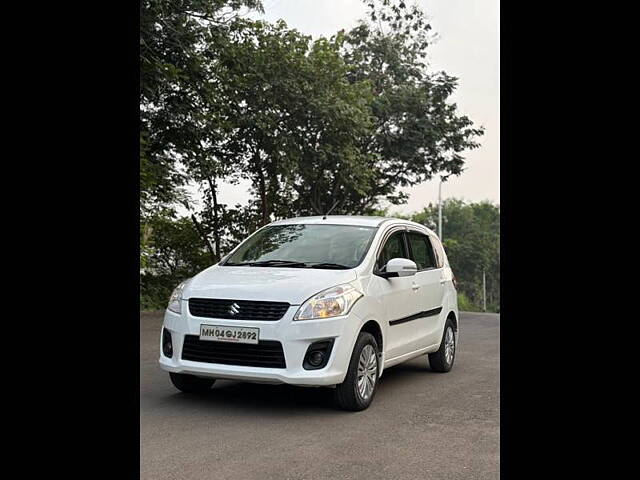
[{"x1": 181, "y1": 336, "x2": 286, "y2": 369}]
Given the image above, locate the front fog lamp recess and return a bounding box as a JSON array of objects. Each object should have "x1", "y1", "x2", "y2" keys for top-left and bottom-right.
[{"x1": 303, "y1": 340, "x2": 334, "y2": 370}]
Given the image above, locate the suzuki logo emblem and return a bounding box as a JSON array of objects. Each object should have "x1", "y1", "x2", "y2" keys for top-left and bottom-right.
[{"x1": 228, "y1": 302, "x2": 240, "y2": 315}]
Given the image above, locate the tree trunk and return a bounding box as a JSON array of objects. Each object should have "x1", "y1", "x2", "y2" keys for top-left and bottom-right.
[
  {"x1": 190, "y1": 214, "x2": 216, "y2": 262},
  {"x1": 267, "y1": 154, "x2": 280, "y2": 220},
  {"x1": 257, "y1": 169, "x2": 268, "y2": 225},
  {"x1": 253, "y1": 150, "x2": 269, "y2": 226},
  {"x1": 207, "y1": 177, "x2": 221, "y2": 262}
]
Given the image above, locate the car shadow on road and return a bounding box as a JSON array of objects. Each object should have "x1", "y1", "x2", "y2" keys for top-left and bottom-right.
[
  {"x1": 162, "y1": 380, "x2": 339, "y2": 414},
  {"x1": 375, "y1": 357, "x2": 442, "y2": 389},
  {"x1": 158, "y1": 356, "x2": 441, "y2": 414}
]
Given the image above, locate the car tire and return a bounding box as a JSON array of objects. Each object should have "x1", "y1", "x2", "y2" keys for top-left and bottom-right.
[
  {"x1": 169, "y1": 372, "x2": 216, "y2": 393},
  {"x1": 428, "y1": 319, "x2": 457, "y2": 373},
  {"x1": 334, "y1": 332, "x2": 380, "y2": 411}
]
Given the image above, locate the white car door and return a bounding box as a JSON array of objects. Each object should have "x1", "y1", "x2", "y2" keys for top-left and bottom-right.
[
  {"x1": 372, "y1": 229, "x2": 423, "y2": 360},
  {"x1": 406, "y1": 231, "x2": 446, "y2": 348}
]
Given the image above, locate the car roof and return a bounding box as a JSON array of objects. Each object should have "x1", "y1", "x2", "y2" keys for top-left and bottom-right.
[{"x1": 268, "y1": 215, "x2": 437, "y2": 236}]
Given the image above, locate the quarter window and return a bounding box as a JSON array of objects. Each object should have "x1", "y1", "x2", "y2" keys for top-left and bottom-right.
[
  {"x1": 407, "y1": 232, "x2": 437, "y2": 270},
  {"x1": 430, "y1": 236, "x2": 445, "y2": 268}
]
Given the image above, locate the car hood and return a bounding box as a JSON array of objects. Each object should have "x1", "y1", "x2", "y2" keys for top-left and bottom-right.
[{"x1": 184, "y1": 265, "x2": 358, "y2": 304}]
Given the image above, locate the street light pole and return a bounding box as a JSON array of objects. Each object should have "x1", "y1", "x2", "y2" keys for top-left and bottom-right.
[
  {"x1": 438, "y1": 178, "x2": 443, "y2": 240},
  {"x1": 482, "y1": 269, "x2": 487, "y2": 312}
]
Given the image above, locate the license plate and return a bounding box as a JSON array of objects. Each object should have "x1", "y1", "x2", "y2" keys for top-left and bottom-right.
[{"x1": 199, "y1": 325, "x2": 259, "y2": 344}]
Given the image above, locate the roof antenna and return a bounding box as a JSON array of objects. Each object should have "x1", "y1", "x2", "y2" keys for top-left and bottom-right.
[{"x1": 323, "y1": 200, "x2": 340, "y2": 220}]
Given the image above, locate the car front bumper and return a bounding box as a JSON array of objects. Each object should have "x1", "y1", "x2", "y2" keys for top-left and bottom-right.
[{"x1": 158, "y1": 301, "x2": 362, "y2": 387}]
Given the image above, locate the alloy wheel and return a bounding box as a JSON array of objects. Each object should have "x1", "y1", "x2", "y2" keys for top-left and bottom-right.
[
  {"x1": 356, "y1": 344, "x2": 377, "y2": 401},
  {"x1": 444, "y1": 326, "x2": 455, "y2": 365}
]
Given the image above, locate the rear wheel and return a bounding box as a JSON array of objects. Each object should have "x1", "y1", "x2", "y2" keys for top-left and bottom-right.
[
  {"x1": 428, "y1": 319, "x2": 456, "y2": 372},
  {"x1": 334, "y1": 332, "x2": 380, "y2": 411},
  {"x1": 169, "y1": 372, "x2": 216, "y2": 393}
]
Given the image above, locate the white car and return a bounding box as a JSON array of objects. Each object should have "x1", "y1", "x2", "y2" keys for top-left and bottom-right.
[{"x1": 160, "y1": 215, "x2": 458, "y2": 410}]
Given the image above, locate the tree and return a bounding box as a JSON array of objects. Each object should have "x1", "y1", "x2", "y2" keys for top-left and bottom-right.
[
  {"x1": 214, "y1": 20, "x2": 375, "y2": 223},
  {"x1": 341, "y1": 0, "x2": 484, "y2": 212},
  {"x1": 407, "y1": 199, "x2": 500, "y2": 311},
  {"x1": 140, "y1": 211, "x2": 214, "y2": 309},
  {"x1": 287, "y1": 34, "x2": 376, "y2": 216},
  {"x1": 140, "y1": 0, "x2": 263, "y2": 214},
  {"x1": 141, "y1": 0, "x2": 267, "y2": 270}
]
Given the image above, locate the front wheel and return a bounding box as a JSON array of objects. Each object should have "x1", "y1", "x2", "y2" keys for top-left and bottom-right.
[
  {"x1": 334, "y1": 332, "x2": 380, "y2": 411},
  {"x1": 169, "y1": 372, "x2": 216, "y2": 393},
  {"x1": 428, "y1": 320, "x2": 457, "y2": 372}
]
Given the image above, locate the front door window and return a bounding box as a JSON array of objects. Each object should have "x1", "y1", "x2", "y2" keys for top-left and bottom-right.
[{"x1": 377, "y1": 232, "x2": 408, "y2": 271}]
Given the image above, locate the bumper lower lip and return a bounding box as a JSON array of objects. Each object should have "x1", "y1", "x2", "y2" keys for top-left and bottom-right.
[{"x1": 159, "y1": 356, "x2": 346, "y2": 386}]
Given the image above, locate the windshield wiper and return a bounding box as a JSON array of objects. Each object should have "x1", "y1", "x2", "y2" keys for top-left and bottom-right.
[
  {"x1": 245, "y1": 260, "x2": 308, "y2": 267},
  {"x1": 226, "y1": 260, "x2": 351, "y2": 269},
  {"x1": 306, "y1": 262, "x2": 351, "y2": 270}
]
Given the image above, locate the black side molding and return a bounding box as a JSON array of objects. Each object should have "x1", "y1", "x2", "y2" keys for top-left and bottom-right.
[{"x1": 389, "y1": 307, "x2": 443, "y2": 326}]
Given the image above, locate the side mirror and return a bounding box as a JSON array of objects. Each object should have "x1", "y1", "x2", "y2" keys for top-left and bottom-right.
[{"x1": 379, "y1": 258, "x2": 417, "y2": 278}]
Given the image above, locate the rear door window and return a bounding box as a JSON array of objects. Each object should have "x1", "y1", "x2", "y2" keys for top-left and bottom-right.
[{"x1": 407, "y1": 232, "x2": 437, "y2": 270}]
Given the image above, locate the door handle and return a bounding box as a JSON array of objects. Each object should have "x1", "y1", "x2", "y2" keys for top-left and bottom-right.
[
  {"x1": 412, "y1": 284, "x2": 420, "y2": 291},
  {"x1": 439, "y1": 278, "x2": 446, "y2": 284}
]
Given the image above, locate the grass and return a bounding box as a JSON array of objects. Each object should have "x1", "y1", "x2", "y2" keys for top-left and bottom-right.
[{"x1": 457, "y1": 291, "x2": 499, "y2": 313}]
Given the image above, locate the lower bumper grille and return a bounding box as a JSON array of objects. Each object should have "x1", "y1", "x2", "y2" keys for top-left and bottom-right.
[{"x1": 181, "y1": 335, "x2": 287, "y2": 369}]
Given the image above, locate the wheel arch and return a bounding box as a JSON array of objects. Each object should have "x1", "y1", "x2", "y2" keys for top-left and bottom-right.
[
  {"x1": 359, "y1": 319, "x2": 384, "y2": 353},
  {"x1": 447, "y1": 310, "x2": 458, "y2": 331}
]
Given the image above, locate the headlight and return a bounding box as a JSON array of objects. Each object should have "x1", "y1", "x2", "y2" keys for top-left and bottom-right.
[
  {"x1": 294, "y1": 283, "x2": 363, "y2": 321},
  {"x1": 167, "y1": 280, "x2": 188, "y2": 314}
]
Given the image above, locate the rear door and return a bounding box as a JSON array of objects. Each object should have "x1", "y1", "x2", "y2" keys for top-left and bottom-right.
[{"x1": 406, "y1": 231, "x2": 446, "y2": 348}]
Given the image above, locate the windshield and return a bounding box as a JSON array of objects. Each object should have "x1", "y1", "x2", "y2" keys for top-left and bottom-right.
[{"x1": 223, "y1": 224, "x2": 377, "y2": 269}]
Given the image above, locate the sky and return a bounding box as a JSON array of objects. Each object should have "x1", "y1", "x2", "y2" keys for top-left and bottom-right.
[{"x1": 194, "y1": 0, "x2": 500, "y2": 215}]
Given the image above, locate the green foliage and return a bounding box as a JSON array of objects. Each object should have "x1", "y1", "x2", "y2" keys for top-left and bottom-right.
[
  {"x1": 456, "y1": 292, "x2": 476, "y2": 312},
  {"x1": 341, "y1": 1, "x2": 484, "y2": 212},
  {"x1": 140, "y1": 0, "x2": 263, "y2": 214},
  {"x1": 213, "y1": 20, "x2": 376, "y2": 221},
  {"x1": 405, "y1": 199, "x2": 500, "y2": 312},
  {"x1": 140, "y1": 212, "x2": 214, "y2": 308}
]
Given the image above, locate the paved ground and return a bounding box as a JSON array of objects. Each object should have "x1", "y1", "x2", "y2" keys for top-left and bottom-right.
[{"x1": 141, "y1": 311, "x2": 499, "y2": 480}]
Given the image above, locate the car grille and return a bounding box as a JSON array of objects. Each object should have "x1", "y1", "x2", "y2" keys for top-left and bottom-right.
[
  {"x1": 181, "y1": 335, "x2": 287, "y2": 369},
  {"x1": 188, "y1": 298, "x2": 290, "y2": 321}
]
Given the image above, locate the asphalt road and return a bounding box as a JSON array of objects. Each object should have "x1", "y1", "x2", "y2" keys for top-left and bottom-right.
[{"x1": 141, "y1": 311, "x2": 499, "y2": 480}]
